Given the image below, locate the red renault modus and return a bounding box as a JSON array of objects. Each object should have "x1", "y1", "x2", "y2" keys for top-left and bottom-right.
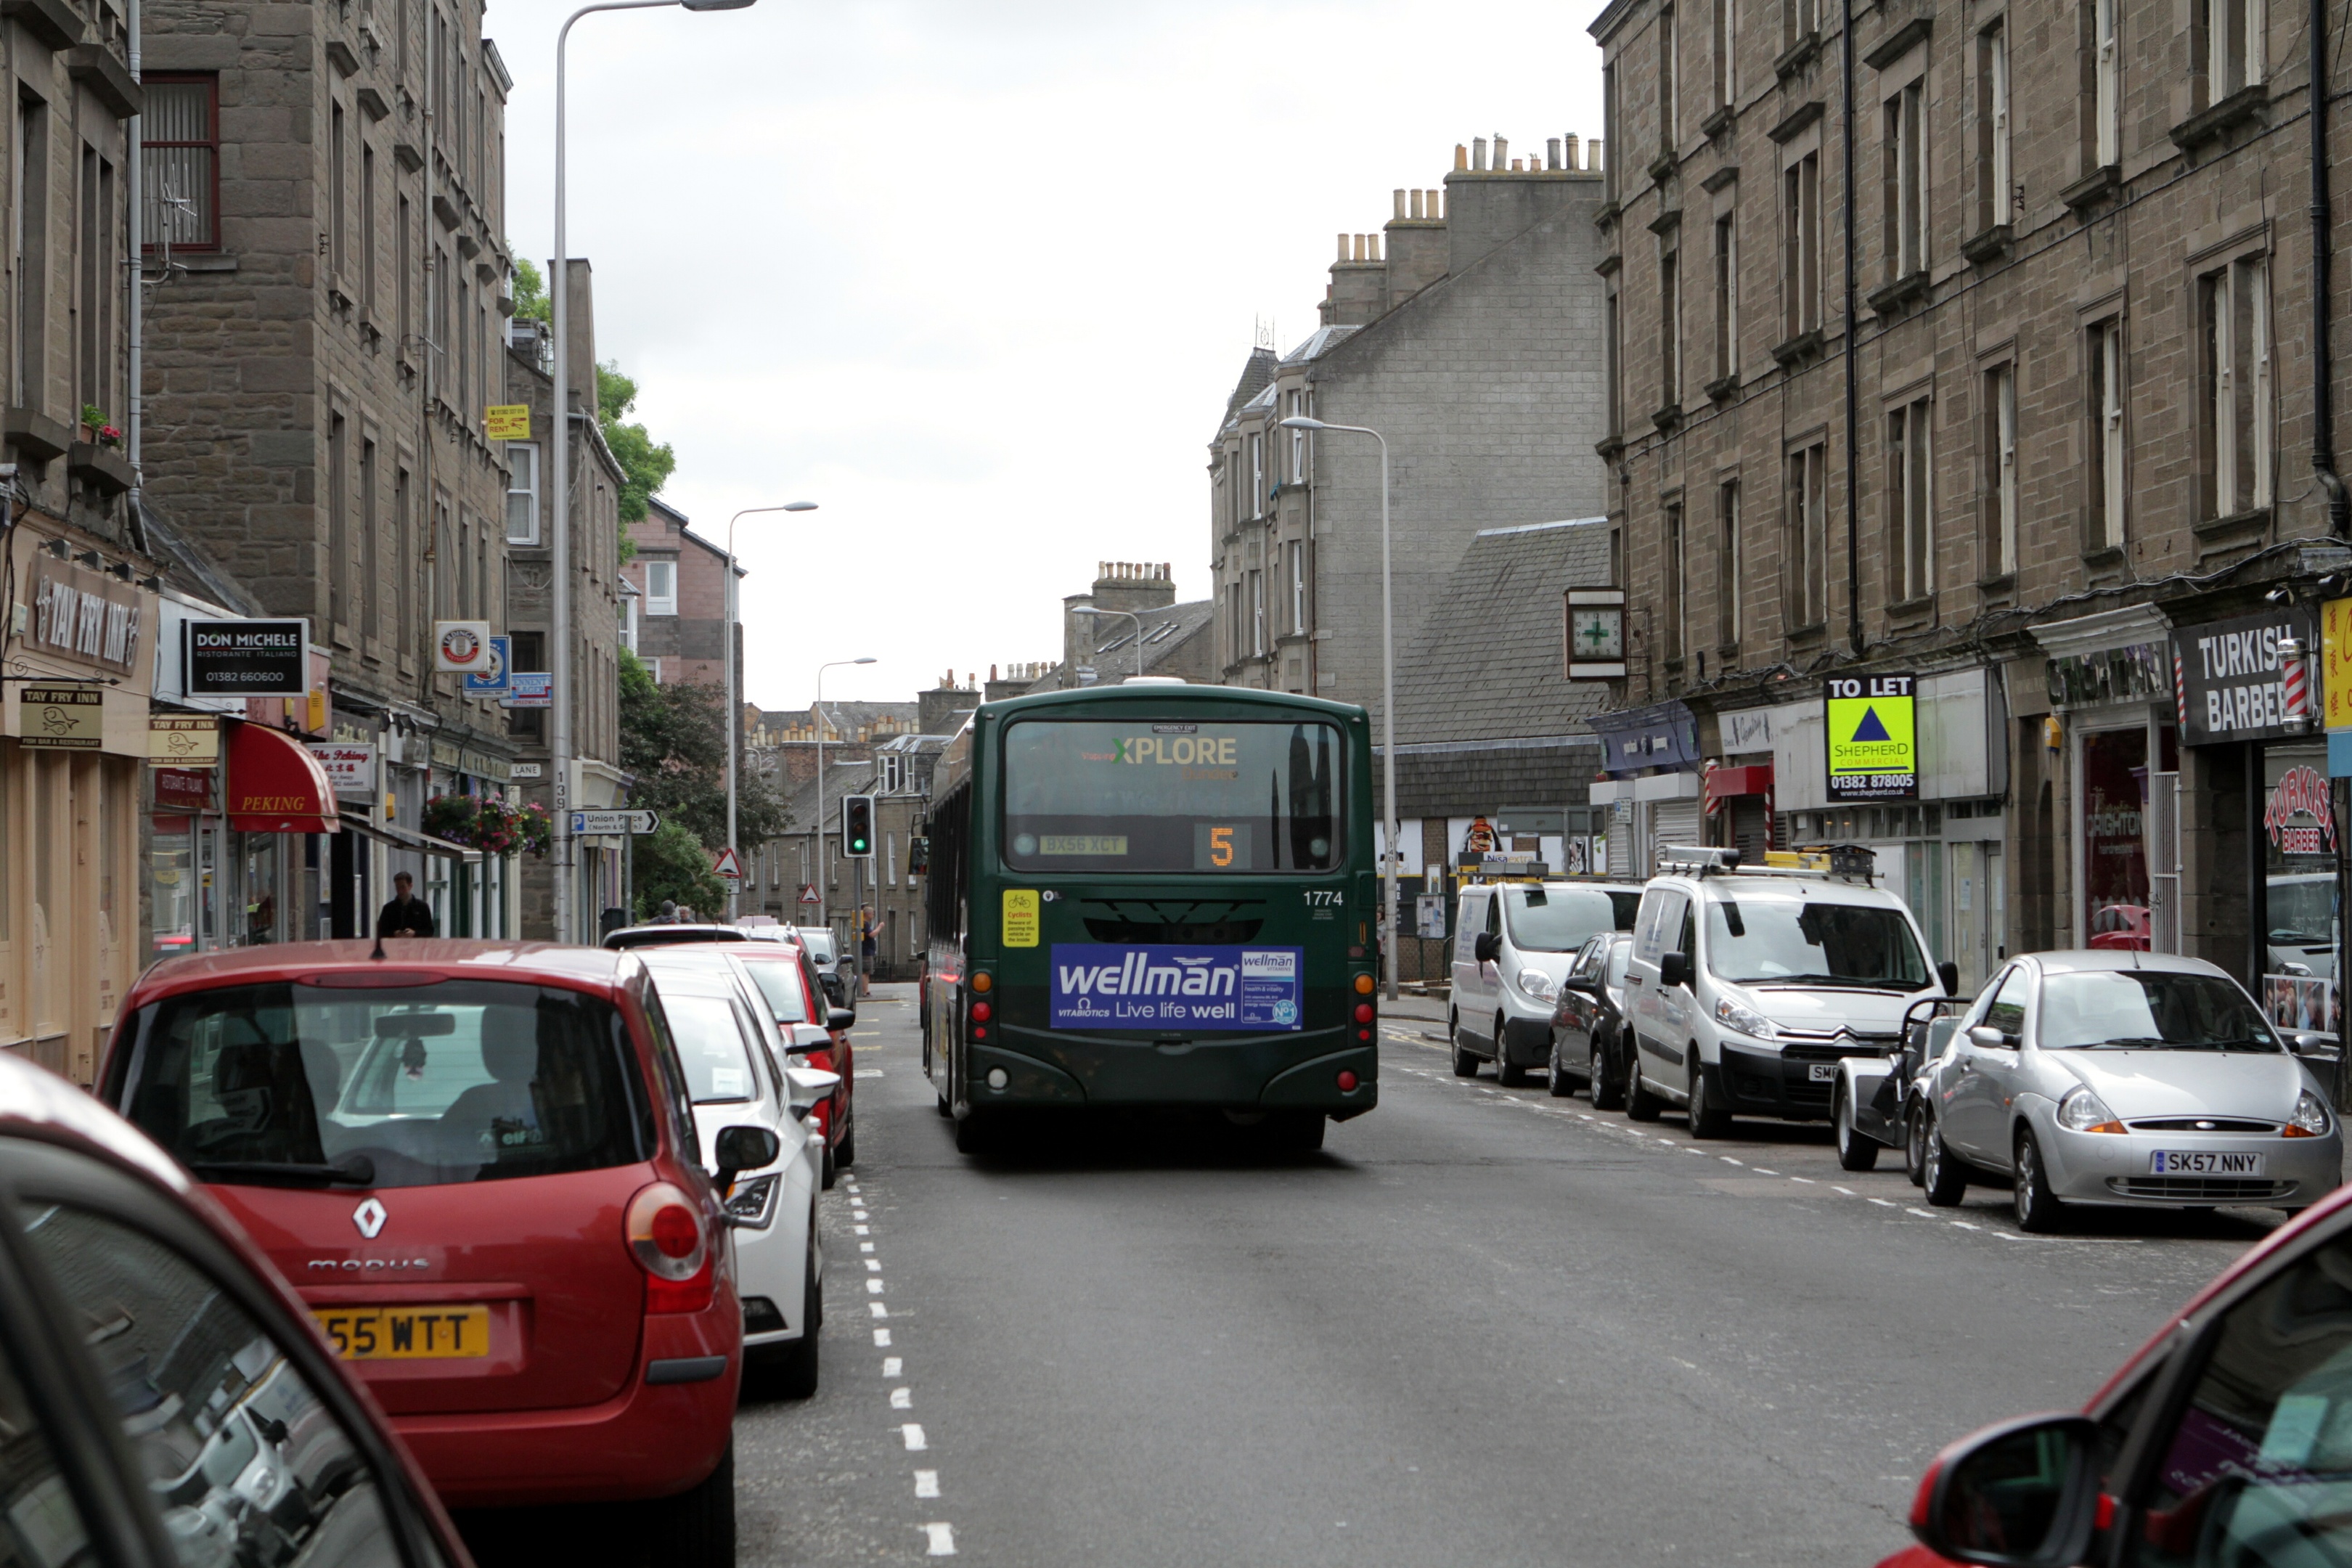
[{"x1": 100, "y1": 940, "x2": 777, "y2": 1564}]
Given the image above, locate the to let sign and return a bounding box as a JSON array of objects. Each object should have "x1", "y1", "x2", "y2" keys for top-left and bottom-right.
[
  {"x1": 1825, "y1": 674, "x2": 1918, "y2": 801},
  {"x1": 186, "y1": 619, "x2": 309, "y2": 697},
  {"x1": 483, "y1": 405, "x2": 530, "y2": 441},
  {"x1": 20, "y1": 685, "x2": 101, "y2": 748}
]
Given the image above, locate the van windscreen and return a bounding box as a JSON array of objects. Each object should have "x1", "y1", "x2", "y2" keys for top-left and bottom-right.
[{"x1": 120, "y1": 979, "x2": 648, "y2": 1190}]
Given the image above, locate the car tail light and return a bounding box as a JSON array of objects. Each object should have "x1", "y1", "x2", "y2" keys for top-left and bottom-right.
[{"x1": 626, "y1": 1182, "x2": 713, "y2": 1313}]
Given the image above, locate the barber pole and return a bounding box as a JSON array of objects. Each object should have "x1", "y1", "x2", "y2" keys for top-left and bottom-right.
[
  {"x1": 2281, "y1": 636, "x2": 2311, "y2": 733},
  {"x1": 2172, "y1": 650, "x2": 2189, "y2": 728}
]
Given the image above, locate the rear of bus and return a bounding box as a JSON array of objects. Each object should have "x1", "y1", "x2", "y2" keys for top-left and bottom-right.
[{"x1": 949, "y1": 690, "x2": 1379, "y2": 1135}]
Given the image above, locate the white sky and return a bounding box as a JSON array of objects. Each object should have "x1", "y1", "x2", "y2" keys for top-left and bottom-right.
[{"x1": 494, "y1": 0, "x2": 1603, "y2": 714}]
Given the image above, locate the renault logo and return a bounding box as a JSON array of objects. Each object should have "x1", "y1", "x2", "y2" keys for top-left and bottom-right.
[{"x1": 352, "y1": 1198, "x2": 388, "y2": 1239}]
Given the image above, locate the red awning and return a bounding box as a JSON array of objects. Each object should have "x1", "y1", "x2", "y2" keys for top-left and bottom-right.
[
  {"x1": 1704, "y1": 763, "x2": 1774, "y2": 801},
  {"x1": 227, "y1": 722, "x2": 339, "y2": 834}
]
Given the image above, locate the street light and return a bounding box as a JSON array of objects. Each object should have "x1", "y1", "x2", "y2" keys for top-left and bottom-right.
[
  {"x1": 1071, "y1": 605, "x2": 1144, "y2": 682},
  {"x1": 1278, "y1": 414, "x2": 1400, "y2": 1002},
  {"x1": 814, "y1": 657, "x2": 877, "y2": 943},
  {"x1": 549, "y1": 0, "x2": 755, "y2": 944},
  {"x1": 723, "y1": 502, "x2": 819, "y2": 920}
]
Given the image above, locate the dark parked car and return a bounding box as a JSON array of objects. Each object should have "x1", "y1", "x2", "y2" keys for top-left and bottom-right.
[
  {"x1": 0, "y1": 1048, "x2": 475, "y2": 1568},
  {"x1": 1549, "y1": 933, "x2": 1633, "y2": 1108}
]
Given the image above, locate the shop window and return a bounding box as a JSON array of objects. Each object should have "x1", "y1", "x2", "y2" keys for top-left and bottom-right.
[
  {"x1": 2079, "y1": 727, "x2": 2150, "y2": 950},
  {"x1": 2261, "y1": 746, "x2": 2338, "y2": 1034}
]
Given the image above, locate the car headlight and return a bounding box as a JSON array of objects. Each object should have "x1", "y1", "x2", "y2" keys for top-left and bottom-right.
[
  {"x1": 1516, "y1": 968, "x2": 1557, "y2": 1003},
  {"x1": 2057, "y1": 1086, "x2": 2126, "y2": 1133},
  {"x1": 723, "y1": 1172, "x2": 780, "y2": 1228},
  {"x1": 2287, "y1": 1089, "x2": 2333, "y2": 1138},
  {"x1": 1713, "y1": 995, "x2": 1776, "y2": 1040}
]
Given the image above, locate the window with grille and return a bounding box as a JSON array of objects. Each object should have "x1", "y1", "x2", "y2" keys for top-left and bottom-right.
[{"x1": 143, "y1": 75, "x2": 217, "y2": 251}]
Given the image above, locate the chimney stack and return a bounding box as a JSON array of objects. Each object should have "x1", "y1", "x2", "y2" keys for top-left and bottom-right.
[
  {"x1": 1392, "y1": 188, "x2": 1408, "y2": 219},
  {"x1": 1493, "y1": 134, "x2": 1509, "y2": 168},
  {"x1": 1471, "y1": 136, "x2": 1487, "y2": 170},
  {"x1": 1565, "y1": 133, "x2": 1581, "y2": 169},
  {"x1": 1455, "y1": 143, "x2": 1468, "y2": 170},
  {"x1": 1547, "y1": 136, "x2": 1562, "y2": 170}
]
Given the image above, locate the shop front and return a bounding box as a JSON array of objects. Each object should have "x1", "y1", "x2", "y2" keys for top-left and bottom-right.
[
  {"x1": 147, "y1": 719, "x2": 339, "y2": 957},
  {"x1": 1589, "y1": 701, "x2": 1702, "y2": 877}
]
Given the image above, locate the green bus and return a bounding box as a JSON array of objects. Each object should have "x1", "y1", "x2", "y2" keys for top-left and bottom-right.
[{"x1": 920, "y1": 682, "x2": 1380, "y2": 1152}]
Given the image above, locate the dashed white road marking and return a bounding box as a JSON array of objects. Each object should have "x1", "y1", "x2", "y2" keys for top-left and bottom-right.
[
  {"x1": 865, "y1": 1259, "x2": 882, "y2": 1273},
  {"x1": 1719, "y1": 1157, "x2": 1743, "y2": 1166},
  {"x1": 1834, "y1": 1186, "x2": 1857, "y2": 1196},
  {"x1": 883, "y1": 1357, "x2": 902, "y2": 1376},
  {"x1": 870, "y1": 1302, "x2": 889, "y2": 1318},
  {"x1": 902, "y1": 1424, "x2": 928, "y2": 1451},
  {"x1": 867, "y1": 1280, "x2": 886, "y2": 1295},
  {"x1": 855, "y1": 1069, "x2": 885, "y2": 1078},
  {"x1": 915, "y1": 1470, "x2": 941, "y2": 1499},
  {"x1": 922, "y1": 1522, "x2": 956, "y2": 1556},
  {"x1": 873, "y1": 1328, "x2": 893, "y2": 1347},
  {"x1": 860, "y1": 1242, "x2": 875, "y2": 1253},
  {"x1": 891, "y1": 1387, "x2": 913, "y2": 1409},
  {"x1": 1788, "y1": 1176, "x2": 1814, "y2": 1184},
  {"x1": 1906, "y1": 1208, "x2": 1939, "y2": 1219},
  {"x1": 1869, "y1": 1199, "x2": 1898, "y2": 1208},
  {"x1": 1951, "y1": 1221, "x2": 1981, "y2": 1230},
  {"x1": 854, "y1": 1225, "x2": 870, "y2": 1236},
  {"x1": 1753, "y1": 1169, "x2": 1780, "y2": 1177}
]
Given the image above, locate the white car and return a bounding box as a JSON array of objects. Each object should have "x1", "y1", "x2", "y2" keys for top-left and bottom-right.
[
  {"x1": 1623, "y1": 846, "x2": 1956, "y2": 1138},
  {"x1": 640, "y1": 950, "x2": 829, "y2": 1397},
  {"x1": 1449, "y1": 879, "x2": 1644, "y2": 1085}
]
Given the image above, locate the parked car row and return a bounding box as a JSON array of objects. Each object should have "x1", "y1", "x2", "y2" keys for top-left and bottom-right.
[{"x1": 0, "y1": 919, "x2": 864, "y2": 1568}]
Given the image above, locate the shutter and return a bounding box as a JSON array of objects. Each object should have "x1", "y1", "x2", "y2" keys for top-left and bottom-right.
[
  {"x1": 1731, "y1": 797, "x2": 1770, "y2": 864},
  {"x1": 1652, "y1": 800, "x2": 1702, "y2": 864}
]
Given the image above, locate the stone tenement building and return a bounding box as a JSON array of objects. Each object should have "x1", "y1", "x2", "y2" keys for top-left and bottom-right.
[
  {"x1": 622, "y1": 494, "x2": 738, "y2": 690},
  {"x1": 1208, "y1": 134, "x2": 1611, "y2": 721},
  {"x1": 1592, "y1": 0, "x2": 2352, "y2": 997},
  {"x1": 142, "y1": 0, "x2": 522, "y2": 934}
]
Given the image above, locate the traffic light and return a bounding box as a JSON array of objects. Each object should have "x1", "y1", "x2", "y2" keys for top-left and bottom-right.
[{"x1": 842, "y1": 795, "x2": 875, "y2": 858}]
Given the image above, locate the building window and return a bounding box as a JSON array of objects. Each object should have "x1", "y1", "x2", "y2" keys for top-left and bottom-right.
[
  {"x1": 142, "y1": 75, "x2": 217, "y2": 251},
  {"x1": 880, "y1": 754, "x2": 902, "y2": 793},
  {"x1": 1784, "y1": 0, "x2": 1817, "y2": 48},
  {"x1": 2200, "y1": 255, "x2": 2272, "y2": 518},
  {"x1": 1883, "y1": 81, "x2": 1927, "y2": 280},
  {"x1": 645, "y1": 559, "x2": 677, "y2": 616},
  {"x1": 2089, "y1": 0, "x2": 2120, "y2": 168},
  {"x1": 2202, "y1": 0, "x2": 2264, "y2": 102},
  {"x1": 1249, "y1": 569, "x2": 1265, "y2": 657},
  {"x1": 1659, "y1": 5, "x2": 1678, "y2": 150},
  {"x1": 1786, "y1": 441, "x2": 1827, "y2": 627},
  {"x1": 330, "y1": 102, "x2": 346, "y2": 281},
  {"x1": 329, "y1": 413, "x2": 349, "y2": 629},
  {"x1": 361, "y1": 437, "x2": 378, "y2": 639},
  {"x1": 1887, "y1": 397, "x2": 1933, "y2": 602},
  {"x1": 1984, "y1": 365, "x2": 2018, "y2": 575},
  {"x1": 1664, "y1": 501, "x2": 1686, "y2": 662},
  {"x1": 2088, "y1": 319, "x2": 2127, "y2": 547},
  {"x1": 1658, "y1": 232, "x2": 1681, "y2": 408},
  {"x1": 1712, "y1": 0, "x2": 1735, "y2": 109},
  {"x1": 1606, "y1": 290, "x2": 1624, "y2": 436},
  {"x1": 1977, "y1": 23, "x2": 2011, "y2": 232},
  {"x1": 1286, "y1": 392, "x2": 1306, "y2": 483},
  {"x1": 1782, "y1": 151, "x2": 1821, "y2": 338},
  {"x1": 505, "y1": 443, "x2": 539, "y2": 544},
  {"x1": 1717, "y1": 479, "x2": 1741, "y2": 646},
  {"x1": 621, "y1": 592, "x2": 638, "y2": 654},
  {"x1": 15, "y1": 94, "x2": 46, "y2": 408},
  {"x1": 1603, "y1": 64, "x2": 1620, "y2": 204},
  {"x1": 1289, "y1": 540, "x2": 1307, "y2": 635},
  {"x1": 1248, "y1": 433, "x2": 1263, "y2": 517},
  {"x1": 1712, "y1": 214, "x2": 1737, "y2": 383}
]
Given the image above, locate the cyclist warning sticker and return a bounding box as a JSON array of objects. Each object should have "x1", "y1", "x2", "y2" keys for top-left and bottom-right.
[
  {"x1": 1048, "y1": 944, "x2": 1304, "y2": 1031},
  {"x1": 1825, "y1": 674, "x2": 1918, "y2": 801},
  {"x1": 1002, "y1": 889, "x2": 1040, "y2": 947}
]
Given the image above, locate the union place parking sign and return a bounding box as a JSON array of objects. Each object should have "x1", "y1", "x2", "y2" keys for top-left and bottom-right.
[{"x1": 1825, "y1": 674, "x2": 1919, "y2": 801}]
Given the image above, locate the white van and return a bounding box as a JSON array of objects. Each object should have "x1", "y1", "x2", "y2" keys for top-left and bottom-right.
[
  {"x1": 1622, "y1": 846, "x2": 1956, "y2": 1137},
  {"x1": 1450, "y1": 879, "x2": 1645, "y2": 1084}
]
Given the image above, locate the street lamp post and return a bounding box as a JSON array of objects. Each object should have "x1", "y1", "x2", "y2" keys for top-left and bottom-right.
[
  {"x1": 1071, "y1": 605, "x2": 1144, "y2": 682},
  {"x1": 1278, "y1": 415, "x2": 1400, "y2": 1002},
  {"x1": 813, "y1": 657, "x2": 877, "y2": 944},
  {"x1": 550, "y1": 0, "x2": 752, "y2": 944},
  {"x1": 722, "y1": 502, "x2": 818, "y2": 920}
]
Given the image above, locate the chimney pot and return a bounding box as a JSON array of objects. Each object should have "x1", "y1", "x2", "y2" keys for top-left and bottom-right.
[
  {"x1": 1494, "y1": 134, "x2": 1509, "y2": 168},
  {"x1": 1371, "y1": 235, "x2": 1383, "y2": 261},
  {"x1": 1336, "y1": 232, "x2": 1349, "y2": 261},
  {"x1": 1392, "y1": 187, "x2": 1408, "y2": 219},
  {"x1": 1548, "y1": 136, "x2": 1562, "y2": 170},
  {"x1": 1410, "y1": 189, "x2": 1425, "y2": 219},
  {"x1": 1471, "y1": 136, "x2": 1487, "y2": 170},
  {"x1": 1510, "y1": 157, "x2": 1523, "y2": 171},
  {"x1": 1590, "y1": 138, "x2": 1604, "y2": 171},
  {"x1": 1566, "y1": 133, "x2": 1581, "y2": 168},
  {"x1": 1455, "y1": 142, "x2": 1469, "y2": 170}
]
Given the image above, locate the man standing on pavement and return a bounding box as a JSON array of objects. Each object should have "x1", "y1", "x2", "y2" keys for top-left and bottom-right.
[{"x1": 375, "y1": 872, "x2": 436, "y2": 939}]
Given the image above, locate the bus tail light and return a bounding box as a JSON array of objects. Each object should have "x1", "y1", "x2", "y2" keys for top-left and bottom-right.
[
  {"x1": 971, "y1": 1002, "x2": 992, "y2": 1022},
  {"x1": 1354, "y1": 974, "x2": 1375, "y2": 995},
  {"x1": 970, "y1": 972, "x2": 992, "y2": 993},
  {"x1": 1338, "y1": 1070, "x2": 1359, "y2": 1092},
  {"x1": 1353, "y1": 1003, "x2": 1374, "y2": 1023}
]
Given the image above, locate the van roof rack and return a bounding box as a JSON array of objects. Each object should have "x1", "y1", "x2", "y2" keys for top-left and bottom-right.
[{"x1": 1654, "y1": 844, "x2": 1877, "y2": 884}]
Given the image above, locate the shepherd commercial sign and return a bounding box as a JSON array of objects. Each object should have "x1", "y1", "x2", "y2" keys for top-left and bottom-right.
[
  {"x1": 1048, "y1": 944, "x2": 1303, "y2": 1032},
  {"x1": 184, "y1": 619, "x2": 309, "y2": 697},
  {"x1": 1825, "y1": 674, "x2": 1918, "y2": 801}
]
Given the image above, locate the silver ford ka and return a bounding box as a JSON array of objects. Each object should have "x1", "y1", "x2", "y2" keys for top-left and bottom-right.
[{"x1": 1916, "y1": 950, "x2": 2342, "y2": 1230}]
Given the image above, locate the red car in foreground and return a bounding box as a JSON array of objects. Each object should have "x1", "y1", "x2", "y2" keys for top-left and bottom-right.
[
  {"x1": 1882, "y1": 1176, "x2": 2352, "y2": 1568},
  {"x1": 100, "y1": 940, "x2": 778, "y2": 1566}
]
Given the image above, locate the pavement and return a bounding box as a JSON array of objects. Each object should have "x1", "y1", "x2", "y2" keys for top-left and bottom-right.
[{"x1": 719, "y1": 983, "x2": 2288, "y2": 1567}]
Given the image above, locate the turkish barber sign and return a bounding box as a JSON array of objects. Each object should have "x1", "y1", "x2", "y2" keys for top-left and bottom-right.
[
  {"x1": 1825, "y1": 674, "x2": 1918, "y2": 801},
  {"x1": 2171, "y1": 608, "x2": 2316, "y2": 746}
]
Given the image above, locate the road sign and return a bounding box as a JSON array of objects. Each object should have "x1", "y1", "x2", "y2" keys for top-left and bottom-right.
[
  {"x1": 1824, "y1": 674, "x2": 1918, "y2": 801},
  {"x1": 712, "y1": 846, "x2": 744, "y2": 881},
  {"x1": 461, "y1": 634, "x2": 511, "y2": 696},
  {"x1": 568, "y1": 809, "x2": 660, "y2": 836},
  {"x1": 798, "y1": 883, "x2": 820, "y2": 905}
]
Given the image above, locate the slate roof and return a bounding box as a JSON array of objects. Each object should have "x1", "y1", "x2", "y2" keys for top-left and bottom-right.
[
  {"x1": 1278, "y1": 324, "x2": 1359, "y2": 366},
  {"x1": 1222, "y1": 346, "x2": 1278, "y2": 420},
  {"x1": 1389, "y1": 518, "x2": 1614, "y2": 749},
  {"x1": 1022, "y1": 597, "x2": 1217, "y2": 692},
  {"x1": 777, "y1": 761, "x2": 878, "y2": 836}
]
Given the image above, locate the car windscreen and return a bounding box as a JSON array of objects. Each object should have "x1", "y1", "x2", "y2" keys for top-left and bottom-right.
[
  {"x1": 739, "y1": 959, "x2": 812, "y2": 1024},
  {"x1": 2036, "y1": 971, "x2": 2283, "y2": 1052},
  {"x1": 661, "y1": 994, "x2": 762, "y2": 1101},
  {"x1": 1501, "y1": 887, "x2": 1627, "y2": 952},
  {"x1": 1704, "y1": 897, "x2": 1930, "y2": 988},
  {"x1": 121, "y1": 979, "x2": 648, "y2": 1190},
  {"x1": 1002, "y1": 718, "x2": 1343, "y2": 873}
]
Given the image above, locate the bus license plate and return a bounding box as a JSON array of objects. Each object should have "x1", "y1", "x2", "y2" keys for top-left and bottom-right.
[
  {"x1": 313, "y1": 1305, "x2": 491, "y2": 1360},
  {"x1": 2149, "y1": 1151, "x2": 2266, "y2": 1176}
]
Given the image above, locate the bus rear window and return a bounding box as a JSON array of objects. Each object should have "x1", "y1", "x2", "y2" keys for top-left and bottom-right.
[{"x1": 1002, "y1": 719, "x2": 1344, "y2": 873}]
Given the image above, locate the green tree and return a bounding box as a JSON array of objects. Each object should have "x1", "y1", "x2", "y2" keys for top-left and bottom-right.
[
  {"x1": 597, "y1": 362, "x2": 675, "y2": 525},
  {"x1": 632, "y1": 820, "x2": 725, "y2": 921},
  {"x1": 618, "y1": 647, "x2": 789, "y2": 863},
  {"x1": 511, "y1": 258, "x2": 549, "y2": 323}
]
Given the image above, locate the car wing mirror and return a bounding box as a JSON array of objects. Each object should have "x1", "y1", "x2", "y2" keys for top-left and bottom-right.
[
  {"x1": 1907, "y1": 1413, "x2": 2102, "y2": 1568},
  {"x1": 785, "y1": 1066, "x2": 842, "y2": 1121},
  {"x1": 1658, "y1": 951, "x2": 1689, "y2": 989},
  {"x1": 1938, "y1": 960, "x2": 1961, "y2": 997},
  {"x1": 1966, "y1": 1025, "x2": 2009, "y2": 1049},
  {"x1": 829, "y1": 1005, "x2": 857, "y2": 1029},
  {"x1": 785, "y1": 1023, "x2": 833, "y2": 1056},
  {"x1": 1473, "y1": 933, "x2": 1502, "y2": 964},
  {"x1": 711, "y1": 1124, "x2": 782, "y2": 1193}
]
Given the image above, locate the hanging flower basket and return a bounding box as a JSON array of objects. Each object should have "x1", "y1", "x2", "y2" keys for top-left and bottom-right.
[{"x1": 423, "y1": 794, "x2": 552, "y2": 859}]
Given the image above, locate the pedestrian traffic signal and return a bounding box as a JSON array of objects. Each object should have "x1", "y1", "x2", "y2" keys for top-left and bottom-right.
[{"x1": 843, "y1": 795, "x2": 875, "y2": 857}]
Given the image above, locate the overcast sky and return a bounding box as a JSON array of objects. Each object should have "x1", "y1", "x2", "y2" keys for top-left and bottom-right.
[{"x1": 494, "y1": 0, "x2": 1603, "y2": 714}]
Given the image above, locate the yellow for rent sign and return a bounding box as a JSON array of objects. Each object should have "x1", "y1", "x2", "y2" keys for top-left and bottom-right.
[
  {"x1": 1825, "y1": 674, "x2": 1918, "y2": 801},
  {"x1": 2322, "y1": 597, "x2": 2352, "y2": 730}
]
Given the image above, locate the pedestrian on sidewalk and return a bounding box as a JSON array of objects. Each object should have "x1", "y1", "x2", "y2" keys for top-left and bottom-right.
[{"x1": 375, "y1": 872, "x2": 436, "y2": 939}]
